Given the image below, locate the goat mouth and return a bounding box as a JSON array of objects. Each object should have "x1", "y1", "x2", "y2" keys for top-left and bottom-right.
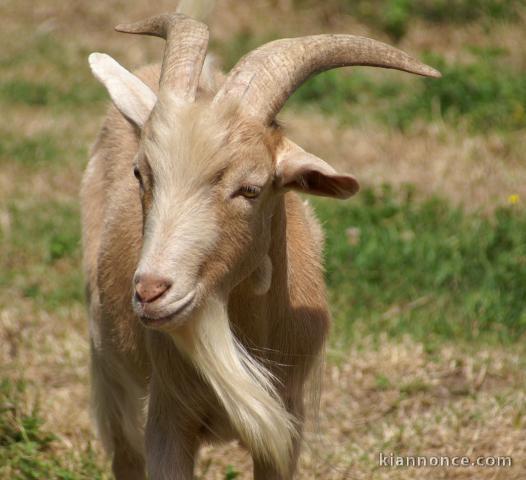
[{"x1": 139, "y1": 291, "x2": 197, "y2": 328}]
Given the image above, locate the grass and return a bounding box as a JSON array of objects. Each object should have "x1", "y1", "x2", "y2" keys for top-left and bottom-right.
[
  {"x1": 0, "y1": 379, "x2": 106, "y2": 479},
  {"x1": 0, "y1": 200, "x2": 83, "y2": 310},
  {"x1": 0, "y1": 0, "x2": 525, "y2": 478},
  {"x1": 3, "y1": 183, "x2": 524, "y2": 344},
  {"x1": 0, "y1": 33, "x2": 105, "y2": 112},
  {"x1": 2, "y1": 182, "x2": 524, "y2": 476},
  {"x1": 216, "y1": 3, "x2": 526, "y2": 133},
  {"x1": 288, "y1": 49, "x2": 526, "y2": 132},
  {"x1": 409, "y1": 0, "x2": 525, "y2": 23},
  {"x1": 0, "y1": 133, "x2": 63, "y2": 167},
  {"x1": 224, "y1": 465, "x2": 240, "y2": 479},
  {"x1": 390, "y1": 50, "x2": 526, "y2": 131},
  {"x1": 295, "y1": 0, "x2": 525, "y2": 40},
  {"x1": 316, "y1": 186, "x2": 526, "y2": 344},
  {"x1": 0, "y1": 78, "x2": 105, "y2": 108},
  {"x1": 212, "y1": 30, "x2": 279, "y2": 71}
]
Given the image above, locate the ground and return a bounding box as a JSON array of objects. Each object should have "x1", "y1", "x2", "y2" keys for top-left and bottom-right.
[{"x1": 0, "y1": 0, "x2": 525, "y2": 479}]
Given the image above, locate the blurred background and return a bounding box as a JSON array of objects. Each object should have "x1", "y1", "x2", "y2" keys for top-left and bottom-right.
[{"x1": 0, "y1": 0, "x2": 525, "y2": 478}]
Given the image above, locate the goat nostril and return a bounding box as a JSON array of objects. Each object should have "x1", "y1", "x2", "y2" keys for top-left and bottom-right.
[{"x1": 135, "y1": 275, "x2": 172, "y2": 304}]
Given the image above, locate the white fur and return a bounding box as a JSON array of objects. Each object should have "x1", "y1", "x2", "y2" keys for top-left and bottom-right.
[
  {"x1": 173, "y1": 296, "x2": 297, "y2": 476},
  {"x1": 134, "y1": 99, "x2": 221, "y2": 307},
  {"x1": 89, "y1": 52, "x2": 157, "y2": 127},
  {"x1": 135, "y1": 190, "x2": 218, "y2": 308}
]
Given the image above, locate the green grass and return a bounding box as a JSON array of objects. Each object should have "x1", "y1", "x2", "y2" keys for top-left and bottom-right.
[
  {"x1": 0, "y1": 32, "x2": 105, "y2": 111},
  {"x1": 2, "y1": 183, "x2": 525, "y2": 342},
  {"x1": 288, "y1": 49, "x2": 526, "y2": 132},
  {"x1": 288, "y1": 69, "x2": 399, "y2": 123},
  {"x1": 0, "y1": 33, "x2": 74, "y2": 72},
  {"x1": 389, "y1": 51, "x2": 526, "y2": 131},
  {"x1": 0, "y1": 133, "x2": 64, "y2": 167},
  {"x1": 0, "y1": 379, "x2": 106, "y2": 480},
  {"x1": 0, "y1": 199, "x2": 83, "y2": 310},
  {"x1": 0, "y1": 128, "x2": 90, "y2": 171},
  {"x1": 410, "y1": 0, "x2": 524, "y2": 23},
  {"x1": 0, "y1": 79, "x2": 105, "y2": 108},
  {"x1": 224, "y1": 465, "x2": 240, "y2": 479},
  {"x1": 0, "y1": 373, "x2": 244, "y2": 479},
  {"x1": 218, "y1": 14, "x2": 526, "y2": 133},
  {"x1": 315, "y1": 185, "x2": 526, "y2": 344},
  {"x1": 295, "y1": 0, "x2": 525, "y2": 40},
  {"x1": 212, "y1": 31, "x2": 279, "y2": 71},
  {"x1": 0, "y1": 3, "x2": 524, "y2": 479}
]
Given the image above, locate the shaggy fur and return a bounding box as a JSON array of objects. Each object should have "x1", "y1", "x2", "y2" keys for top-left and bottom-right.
[
  {"x1": 82, "y1": 58, "x2": 332, "y2": 479},
  {"x1": 83, "y1": 1, "x2": 440, "y2": 475}
]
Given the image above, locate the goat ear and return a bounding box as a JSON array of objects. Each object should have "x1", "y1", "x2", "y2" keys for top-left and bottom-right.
[
  {"x1": 275, "y1": 139, "x2": 360, "y2": 199},
  {"x1": 89, "y1": 53, "x2": 157, "y2": 128}
]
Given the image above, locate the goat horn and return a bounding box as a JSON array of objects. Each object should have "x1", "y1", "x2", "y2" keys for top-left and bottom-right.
[
  {"x1": 213, "y1": 35, "x2": 441, "y2": 124},
  {"x1": 115, "y1": 13, "x2": 209, "y2": 102}
]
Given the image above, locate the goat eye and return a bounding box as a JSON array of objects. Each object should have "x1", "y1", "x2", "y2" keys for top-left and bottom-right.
[
  {"x1": 133, "y1": 166, "x2": 142, "y2": 183},
  {"x1": 236, "y1": 185, "x2": 261, "y2": 199}
]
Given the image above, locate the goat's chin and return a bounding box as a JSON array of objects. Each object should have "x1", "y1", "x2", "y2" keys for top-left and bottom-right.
[
  {"x1": 137, "y1": 289, "x2": 200, "y2": 330},
  {"x1": 139, "y1": 305, "x2": 196, "y2": 330},
  {"x1": 168, "y1": 295, "x2": 297, "y2": 477}
]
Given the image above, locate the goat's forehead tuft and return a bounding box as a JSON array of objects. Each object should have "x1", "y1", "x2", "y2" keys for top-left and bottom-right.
[{"x1": 141, "y1": 97, "x2": 277, "y2": 183}]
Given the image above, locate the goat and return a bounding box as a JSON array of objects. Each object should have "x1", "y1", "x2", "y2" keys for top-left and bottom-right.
[{"x1": 82, "y1": 8, "x2": 440, "y2": 480}]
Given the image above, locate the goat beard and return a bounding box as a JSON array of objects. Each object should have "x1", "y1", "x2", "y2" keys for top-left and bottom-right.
[{"x1": 170, "y1": 295, "x2": 297, "y2": 476}]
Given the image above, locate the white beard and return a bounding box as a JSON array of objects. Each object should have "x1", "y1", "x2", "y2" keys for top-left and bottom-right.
[{"x1": 171, "y1": 295, "x2": 296, "y2": 476}]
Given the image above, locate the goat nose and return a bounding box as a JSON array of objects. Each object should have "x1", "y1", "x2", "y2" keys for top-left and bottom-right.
[{"x1": 135, "y1": 274, "x2": 172, "y2": 303}]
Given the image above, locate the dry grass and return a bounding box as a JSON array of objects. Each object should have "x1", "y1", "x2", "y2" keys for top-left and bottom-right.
[
  {"x1": 3, "y1": 0, "x2": 524, "y2": 211},
  {"x1": 1, "y1": 0, "x2": 525, "y2": 478},
  {"x1": 195, "y1": 336, "x2": 526, "y2": 479},
  {"x1": 284, "y1": 112, "x2": 526, "y2": 212},
  {"x1": 3, "y1": 307, "x2": 524, "y2": 478}
]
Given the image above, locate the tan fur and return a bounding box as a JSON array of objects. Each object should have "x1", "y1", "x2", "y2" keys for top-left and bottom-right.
[{"x1": 83, "y1": 55, "x2": 331, "y2": 480}]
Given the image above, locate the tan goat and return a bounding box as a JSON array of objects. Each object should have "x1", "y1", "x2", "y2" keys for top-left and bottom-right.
[{"x1": 82, "y1": 10, "x2": 440, "y2": 480}]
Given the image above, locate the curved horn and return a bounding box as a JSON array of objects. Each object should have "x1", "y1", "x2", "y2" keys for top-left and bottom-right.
[
  {"x1": 115, "y1": 13, "x2": 209, "y2": 102},
  {"x1": 213, "y1": 35, "x2": 441, "y2": 124}
]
